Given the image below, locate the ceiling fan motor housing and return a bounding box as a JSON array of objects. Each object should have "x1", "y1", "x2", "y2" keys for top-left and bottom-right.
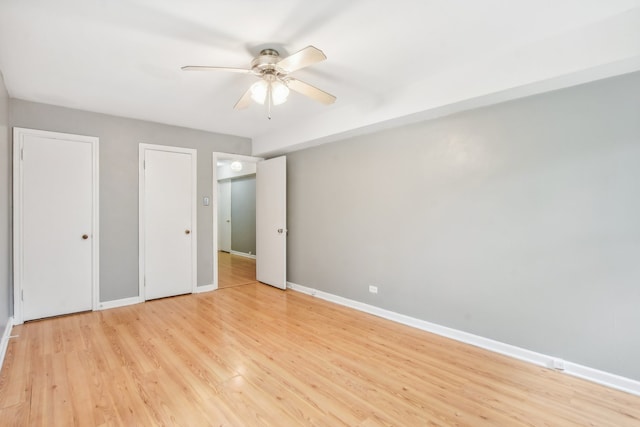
[{"x1": 251, "y1": 49, "x2": 286, "y2": 77}]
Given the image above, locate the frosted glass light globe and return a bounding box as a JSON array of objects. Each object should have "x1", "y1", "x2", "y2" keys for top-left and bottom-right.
[
  {"x1": 270, "y1": 80, "x2": 289, "y2": 105},
  {"x1": 250, "y1": 80, "x2": 268, "y2": 104}
]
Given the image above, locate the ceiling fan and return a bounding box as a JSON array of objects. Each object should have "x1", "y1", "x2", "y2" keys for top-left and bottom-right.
[{"x1": 182, "y1": 46, "x2": 336, "y2": 118}]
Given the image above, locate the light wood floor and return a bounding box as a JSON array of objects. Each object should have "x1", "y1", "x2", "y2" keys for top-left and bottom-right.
[
  {"x1": 218, "y1": 251, "x2": 256, "y2": 289},
  {"x1": 1, "y1": 284, "x2": 639, "y2": 426}
]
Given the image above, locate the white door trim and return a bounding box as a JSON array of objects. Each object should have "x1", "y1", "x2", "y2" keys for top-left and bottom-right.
[
  {"x1": 212, "y1": 153, "x2": 262, "y2": 290},
  {"x1": 13, "y1": 127, "x2": 100, "y2": 325},
  {"x1": 139, "y1": 144, "x2": 198, "y2": 300}
]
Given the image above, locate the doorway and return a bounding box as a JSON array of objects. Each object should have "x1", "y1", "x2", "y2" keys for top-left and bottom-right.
[
  {"x1": 215, "y1": 154, "x2": 260, "y2": 288},
  {"x1": 217, "y1": 175, "x2": 257, "y2": 289},
  {"x1": 212, "y1": 153, "x2": 288, "y2": 290}
]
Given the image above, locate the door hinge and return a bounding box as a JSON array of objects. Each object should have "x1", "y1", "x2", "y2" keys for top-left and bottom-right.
[
  {"x1": 20, "y1": 148, "x2": 24, "y2": 161},
  {"x1": 143, "y1": 160, "x2": 146, "y2": 170},
  {"x1": 21, "y1": 290, "x2": 24, "y2": 301}
]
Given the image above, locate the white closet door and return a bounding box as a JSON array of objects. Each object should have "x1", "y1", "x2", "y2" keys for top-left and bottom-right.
[
  {"x1": 16, "y1": 129, "x2": 97, "y2": 321},
  {"x1": 141, "y1": 145, "x2": 197, "y2": 300}
]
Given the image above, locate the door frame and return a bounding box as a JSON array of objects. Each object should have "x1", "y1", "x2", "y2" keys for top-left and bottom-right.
[
  {"x1": 12, "y1": 127, "x2": 100, "y2": 325},
  {"x1": 212, "y1": 152, "x2": 262, "y2": 289},
  {"x1": 139, "y1": 144, "x2": 198, "y2": 301}
]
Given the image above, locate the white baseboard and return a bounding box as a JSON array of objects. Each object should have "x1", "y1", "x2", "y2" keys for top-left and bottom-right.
[
  {"x1": 0, "y1": 316, "x2": 15, "y2": 373},
  {"x1": 98, "y1": 285, "x2": 219, "y2": 308},
  {"x1": 97, "y1": 296, "x2": 143, "y2": 310},
  {"x1": 230, "y1": 250, "x2": 256, "y2": 259},
  {"x1": 287, "y1": 281, "x2": 640, "y2": 397},
  {"x1": 195, "y1": 284, "x2": 217, "y2": 293}
]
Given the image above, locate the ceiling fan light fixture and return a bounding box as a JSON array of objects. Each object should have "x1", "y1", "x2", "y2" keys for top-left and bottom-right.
[
  {"x1": 250, "y1": 80, "x2": 268, "y2": 104},
  {"x1": 230, "y1": 161, "x2": 243, "y2": 171},
  {"x1": 270, "y1": 80, "x2": 289, "y2": 106},
  {"x1": 250, "y1": 78, "x2": 289, "y2": 106}
]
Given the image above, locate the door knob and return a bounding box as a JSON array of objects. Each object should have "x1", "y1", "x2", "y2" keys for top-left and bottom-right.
[
  {"x1": 82, "y1": 234, "x2": 89, "y2": 240},
  {"x1": 185, "y1": 230, "x2": 191, "y2": 235},
  {"x1": 277, "y1": 228, "x2": 283, "y2": 234}
]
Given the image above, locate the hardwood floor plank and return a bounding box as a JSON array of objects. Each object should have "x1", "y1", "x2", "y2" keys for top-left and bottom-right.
[
  {"x1": 0, "y1": 332, "x2": 28, "y2": 409},
  {"x1": 218, "y1": 251, "x2": 256, "y2": 288},
  {"x1": 1, "y1": 282, "x2": 639, "y2": 426},
  {"x1": 0, "y1": 402, "x2": 31, "y2": 427}
]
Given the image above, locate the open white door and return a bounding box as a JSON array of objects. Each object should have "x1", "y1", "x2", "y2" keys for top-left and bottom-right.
[{"x1": 256, "y1": 156, "x2": 287, "y2": 289}]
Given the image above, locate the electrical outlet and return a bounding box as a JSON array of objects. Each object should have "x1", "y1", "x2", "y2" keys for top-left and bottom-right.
[{"x1": 369, "y1": 285, "x2": 378, "y2": 294}]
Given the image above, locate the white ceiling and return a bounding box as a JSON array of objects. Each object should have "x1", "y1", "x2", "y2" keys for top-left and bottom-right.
[{"x1": 1, "y1": 0, "x2": 639, "y2": 156}]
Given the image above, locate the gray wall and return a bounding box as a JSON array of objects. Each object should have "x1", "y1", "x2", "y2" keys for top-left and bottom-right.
[
  {"x1": 0, "y1": 71, "x2": 10, "y2": 330},
  {"x1": 287, "y1": 71, "x2": 640, "y2": 381},
  {"x1": 231, "y1": 174, "x2": 256, "y2": 255},
  {"x1": 10, "y1": 99, "x2": 251, "y2": 301}
]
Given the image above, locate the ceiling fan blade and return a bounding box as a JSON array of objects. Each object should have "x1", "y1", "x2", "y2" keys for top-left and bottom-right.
[
  {"x1": 181, "y1": 66, "x2": 251, "y2": 74},
  {"x1": 287, "y1": 78, "x2": 336, "y2": 105},
  {"x1": 277, "y1": 46, "x2": 326, "y2": 73},
  {"x1": 234, "y1": 88, "x2": 253, "y2": 110}
]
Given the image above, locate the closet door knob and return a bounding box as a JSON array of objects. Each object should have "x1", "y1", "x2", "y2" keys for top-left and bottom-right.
[
  {"x1": 185, "y1": 230, "x2": 191, "y2": 235},
  {"x1": 82, "y1": 234, "x2": 89, "y2": 240}
]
